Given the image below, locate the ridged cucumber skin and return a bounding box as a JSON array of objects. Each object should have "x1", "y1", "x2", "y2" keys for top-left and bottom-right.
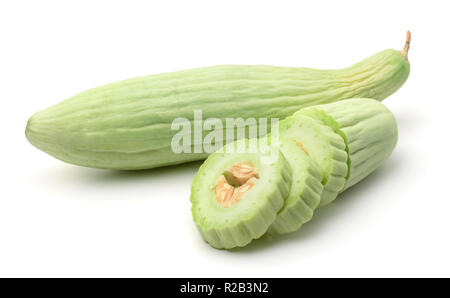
[
  {"x1": 190, "y1": 139, "x2": 292, "y2": 249},
  {"x1": 268, "y1": 139, "x2": 323, "y2": 235},
  {"x1": 298, "y1": 98, "x2": 398, "y2": 191},
  {"x1": 26, "y1": 49, "x2": 409, "y2": 170},
  {"x1": 276, "y1": 115, "x2": 348, "y2": 207}
]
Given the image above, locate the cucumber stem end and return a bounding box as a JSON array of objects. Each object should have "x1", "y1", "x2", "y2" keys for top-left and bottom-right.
[{"x1": 400, "y1": 31, "x2": 411, "y2": 59}]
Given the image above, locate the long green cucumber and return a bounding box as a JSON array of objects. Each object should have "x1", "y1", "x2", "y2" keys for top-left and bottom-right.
[{"x1": 26, "y1": 33, "x2": 410, "y2": 170}]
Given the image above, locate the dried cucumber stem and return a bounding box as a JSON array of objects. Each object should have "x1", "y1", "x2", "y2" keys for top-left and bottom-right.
[
  {"x1": 400, "y1": 31, "x2": 411, "y2": 59},
  {"x1": 190, "y1": 138, "x2": 292, "y2": 249}
]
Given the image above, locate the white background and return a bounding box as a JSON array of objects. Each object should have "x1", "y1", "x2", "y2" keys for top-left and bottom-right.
[{"x1": 1, "y1": 0, "x2": 449, "y2": 277}]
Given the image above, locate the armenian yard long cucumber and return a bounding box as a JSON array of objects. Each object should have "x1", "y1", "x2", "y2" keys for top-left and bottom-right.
[
  {"x1": 191, "y1": 99, "x2": 399, "y2": 247},
  {"x1": 26, "y1": 33, "x2": 410, "y2": 170}
]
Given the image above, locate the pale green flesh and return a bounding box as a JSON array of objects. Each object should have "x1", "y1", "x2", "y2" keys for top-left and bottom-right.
[
  {"x1": 294, "y1": 109, "x2": 351, "y2": 180},
  {"x1": 298, "y1": 98, "x2": 398, "y2": 191},
  {"x1": 190, "y1": 139, "x2": 291, "y2": 249},
  {"x1": 276, "y1": 114, "x2": 347, "y2": 206},
  {"x1": 26, "y1": 49, "x2": 409, "y2": 170},
  {"x1": 268, "y1": 138, "x2": 323, "y2": 234}
]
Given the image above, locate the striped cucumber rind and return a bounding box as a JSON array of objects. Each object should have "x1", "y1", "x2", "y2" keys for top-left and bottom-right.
[
  {"x1": 268, "y1": 138, "x2": 323, "y2": 234},
  {"x1": 275, "y1": 114, "x2": 348, "y2": 206},
  {"x1": 26, "y1": 46, "x2": 409, "y2": 170},
  {"x1": 190, "y1": 138, "x2": 292, "y2": 249},
  {"x1": 298, "y1": 98, "x2": 398, "y2": 191}
]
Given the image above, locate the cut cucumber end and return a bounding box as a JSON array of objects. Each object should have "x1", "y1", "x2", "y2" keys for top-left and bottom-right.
[{"x1": 298, "y1": 98, "x2": 398, "y2": 193}]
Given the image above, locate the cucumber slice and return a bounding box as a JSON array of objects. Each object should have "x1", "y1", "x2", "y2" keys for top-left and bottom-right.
[
  {"x1": 190, "y1": 138, "x2": 292, "y2": 249},
  {"x1": 297, "y1": 98, "x2": 398, "y2": 191},
  {"x1": 268, "y1": 138, "x2": 323, "y2": 234},
  {"x1": 275, "y1": 114, "x2": 348, "y2": 206}
]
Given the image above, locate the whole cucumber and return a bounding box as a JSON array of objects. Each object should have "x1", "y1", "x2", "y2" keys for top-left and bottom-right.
[{"x1": 26, "y1": 33, "x2": 410, "y2": 170}]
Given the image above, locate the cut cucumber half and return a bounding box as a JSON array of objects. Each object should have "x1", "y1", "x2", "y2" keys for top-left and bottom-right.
[
  {"x1": 275, "y1": 114, "x2": 348, "y2": 206},
  {"x1": 297, "y1": 98, "x2": 398, "y2": 191},
  {"x1": 268, "y1": 138, "x2": 323, "y2": 234},
  {"x1": 190, "y1": 138, "x2": 292, "y2": 249}
]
